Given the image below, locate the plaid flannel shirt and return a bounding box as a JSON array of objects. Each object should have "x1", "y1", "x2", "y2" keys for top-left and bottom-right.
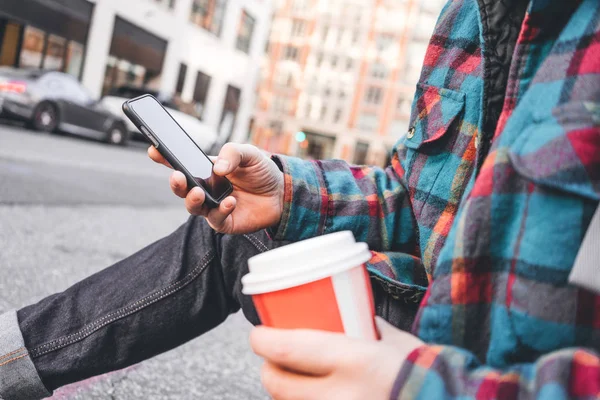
[{"x1": 271, "y1": 0, "x2": 600, "y2": 398}]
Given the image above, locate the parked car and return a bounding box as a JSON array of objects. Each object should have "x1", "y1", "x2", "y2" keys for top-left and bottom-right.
[
  {"x1": 0, "y1": 67, "x2": 129, "y2": 145},
  {"x1": 102, "y1": 86, "x2": 218, "y2": 151}
]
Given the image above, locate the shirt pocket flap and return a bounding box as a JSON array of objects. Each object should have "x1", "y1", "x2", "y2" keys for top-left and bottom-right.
[
  {"x1": 403, "y1": 83, "x2": 466, "y2": 150},
  {"x1": 508, "y1": 102, "x2": 600, "y2": 201}
]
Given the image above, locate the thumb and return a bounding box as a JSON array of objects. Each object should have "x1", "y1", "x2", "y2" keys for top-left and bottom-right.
[
  {"x1": 214, "y1": 143, "x2": 263, "y2": 176},
  {"x1": 375, "y1": 317, "x2": 401, "y2": 341},
  {"x1": 375, "y1": 317, "x2": 423, "y2": 349}
]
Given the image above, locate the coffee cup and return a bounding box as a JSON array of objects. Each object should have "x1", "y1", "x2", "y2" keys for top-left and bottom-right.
[{"x1": 242, "y1": 231, "x2": 377, "y2": 340}]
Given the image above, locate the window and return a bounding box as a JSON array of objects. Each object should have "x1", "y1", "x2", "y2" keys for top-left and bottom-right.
[
  {"x1": 353, "y1": 142, "x2": 369, "y2": 165},
  {"x1": 219, "y1": 85, "x2": 241, "y2": 142},
  {"x1": 376, "y1": 34, "x2": 395, "y2": 54},
  {"x1": 20, "y1": 26, "x2": 45, "y2": 68},
  {"x1": 346, "y1": 58, "x2": 353, "y2": 70},
  {"x1": 236, "y1": 10, "x2": 255, "y2": 53},
  {"x1": 103, "y1": 17, "x2": 168, "y2": 94},
  {"x1": 305, "y1": 102, "x2": 312, "y2": 118},
  {"x1": 320, "y1": 105, "x2": 327, "y2": 119},
  {"x1": 334, "y1": 108, "x2": 343, "y2": 123},
  {"x1": 396, "y1": 97, "x2": 412, "y2": 116},
  {"x1": 364, "y1": 86, "x2": 383, "y2": 105},
  {"x1": 321, "y1": 26, "x2": 329, "y2": 41},
  {"x1": 291, "y1": 20, "x2": 305, "y2": 37},
  {"x1": 284, "y1": 46, "x2": 299, "y2": 60},
  {"x1": 43, "y1": 34, "x2": 66, "y2": 71},
  {"x1": 316, "y1": 52, "x2": 323, "y2": 66},
  {"x1": 193, "y1": 70, "x2": 211, "y2": 119},
  {"x1": 297, "y1": 131, "x2": 336, "y2": 160},
  {"x1": 331, "y1": 56, "x2": 338, "y2": 67},
  {"x1": 339, "y1": 90, "x2": 346, "y2": 99},
  {"x1": 0, "y1": 22, "x2": 21, "y2": 67},
  {"x1": 65, "y1": 41, "x2": 84, "y2": 78},
  {"x1": 176, "y1": 63, "x2": 187, "y2": 95},
  {"x1": 190, "y1": 0, "x2": 227, "y2": 37},
  {"x1": 273, "y1": 96, "x2": 290, "y2": 114},
  {"x1": 352, "y1": 30, "x2": 360, "y2": 44},
  {"x1": 269, "y1": 120, "x2": 283, "y2": 135},
  {"x1": 324, "y1": 87, "x2": 331, "y2": 97},
  {"x1": 357, "y1": 113, "x2": 378, "y2": 131},
  {"x1": 370, "y1": 63, "x2": 388, "y2": 79},
  {"x1": 102, "y1": 56, "x2": 148, "y2": 95},
  {"x1": 337, "y1": 29, "x2": 344, "y2": 44}
]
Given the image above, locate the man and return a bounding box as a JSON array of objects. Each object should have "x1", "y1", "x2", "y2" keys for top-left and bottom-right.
[{"x1": 1, "y1": 0, "x2": 599, "y2": 398}]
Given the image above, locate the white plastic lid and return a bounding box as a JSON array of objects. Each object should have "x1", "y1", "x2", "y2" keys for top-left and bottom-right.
[{"x1": 242, "y1": 231, "x2": 371, "y2": 295}]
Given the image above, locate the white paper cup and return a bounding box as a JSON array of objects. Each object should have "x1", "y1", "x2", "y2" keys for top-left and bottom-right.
[{"x1": 242, "y1": 231, "x2": 377, "y2": 340}]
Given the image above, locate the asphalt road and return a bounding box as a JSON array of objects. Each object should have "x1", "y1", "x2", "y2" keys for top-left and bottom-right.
[{"x1": 0, "y1": 123, "x2": 267, "y2": 399}]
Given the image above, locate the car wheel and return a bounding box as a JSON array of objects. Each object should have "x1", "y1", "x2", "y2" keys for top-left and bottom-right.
[
  {"x1": 32, "y1": 102, "x2": 59, "y2": 132},
  {"x1": 106, "y1": 123, "x2": 129, "y2": 146}
]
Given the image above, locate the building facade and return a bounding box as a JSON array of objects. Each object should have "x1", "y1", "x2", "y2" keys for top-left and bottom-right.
[
  {"x1": 0, "y1": 0, "x2": 272, "y2": 143},
  {"x1": 251, "y1": 0, "x2": 446, "y2": 166}
]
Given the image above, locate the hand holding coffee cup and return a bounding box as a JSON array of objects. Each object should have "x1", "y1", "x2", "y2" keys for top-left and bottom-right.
[{"x1": 242, "y1": 231, "x2": 377, "y2": 340}]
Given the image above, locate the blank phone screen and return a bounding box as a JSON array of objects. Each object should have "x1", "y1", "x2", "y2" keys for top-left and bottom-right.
[{"x1": 129, "y1": 96, "x2": 231, "y2": 201}]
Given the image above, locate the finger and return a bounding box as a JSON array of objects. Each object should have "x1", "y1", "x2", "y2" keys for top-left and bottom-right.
[
  {"x1": 213, "y1": 143, "x2": 262, "y2": 176},
  {"x1": 147, "y1": 146, "x2": 171, "y2": 168},
  {"x1": 184, "y1": 187, "x2": 208, "y2": 217},
  {"x1": 169, "y1": 171, "x2": 189, "y2": 199},
  {"x1": 205, "y1": 196, "x2": 236, "y2": 233},
  {"x1": 261, "y1": 362, "x2": 324, "y2": 400},
  {"x1": 250, "y1": 327, "x2": 349, "y2": 376},
  {"x1": 375, "y1": 317, "x2": 424, "y2": 352}
]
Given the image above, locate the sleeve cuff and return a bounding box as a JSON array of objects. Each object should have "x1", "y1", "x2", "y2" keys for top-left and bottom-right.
[
  {"x1": 0, "y1": 311, "x2": 50, "y2": 400},
  {"x1": 268, "y1": 155, "x2": 329, "y2": 241}
]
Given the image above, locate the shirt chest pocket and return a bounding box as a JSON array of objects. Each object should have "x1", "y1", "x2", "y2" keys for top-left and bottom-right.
[
  {"x1": 505, "y1": 101, "x2": 600, "y2": 355},
  {"x1": 401, "y1": 83, "x2": 466, "y2": 217},
  {"x1": 509, "y1": 101, "x2": 600, "y2": 200}
]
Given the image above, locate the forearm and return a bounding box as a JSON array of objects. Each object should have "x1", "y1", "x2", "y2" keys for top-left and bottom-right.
[{"x1": 271, "y1": 155, "x2": 418, "y2": 255}]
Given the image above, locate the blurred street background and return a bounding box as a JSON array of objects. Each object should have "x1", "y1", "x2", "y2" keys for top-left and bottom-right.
[
  {"x1": 0, "y1": 123, "x2": 267, "y2": 399},
  {"x1": 0, "y1": 0, "x2": 445, "y2": 398}
]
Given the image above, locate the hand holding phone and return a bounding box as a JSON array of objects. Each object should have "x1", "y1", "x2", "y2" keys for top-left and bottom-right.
[
  {"x1": 125, "y1": 95, "x2": 285, "y2": 234},
  {"x1": 123, "y1": 95, "x2": 232, "y2": 207}
]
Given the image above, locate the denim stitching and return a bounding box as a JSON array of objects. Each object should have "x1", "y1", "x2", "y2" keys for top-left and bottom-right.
[
  {"x1": 244, "y1": 234, "x2": 269, "y2": 252},
  {"x1": 0, "y1": 348, "x2": 25, "y2": 362},
  {"x1": 30, "y1": 251, "x2": 216, "y2": 358},
  {"x1": 243, "y1": 234, "x2": 269, "y2": 253},
  {"x1": 370, "y1": 275, "x2": 425, "y2": 304},
  {"x1": 0, "y1": 354, "x2": 28, "y2": 368}
]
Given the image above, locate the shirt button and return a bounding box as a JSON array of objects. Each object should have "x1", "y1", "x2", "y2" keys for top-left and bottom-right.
[{"x1": 407, "y1": 126, "x2": 415, "y2": 139}]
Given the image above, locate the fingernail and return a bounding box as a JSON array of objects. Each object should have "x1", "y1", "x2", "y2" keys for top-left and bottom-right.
[{"x1": 215, "y1": 159, "x2": 230, "y2": 171}]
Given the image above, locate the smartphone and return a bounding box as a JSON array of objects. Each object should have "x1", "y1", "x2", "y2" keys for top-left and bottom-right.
[{"x1": 123, "y1": 94, "x2": 233, "y2": 208}]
